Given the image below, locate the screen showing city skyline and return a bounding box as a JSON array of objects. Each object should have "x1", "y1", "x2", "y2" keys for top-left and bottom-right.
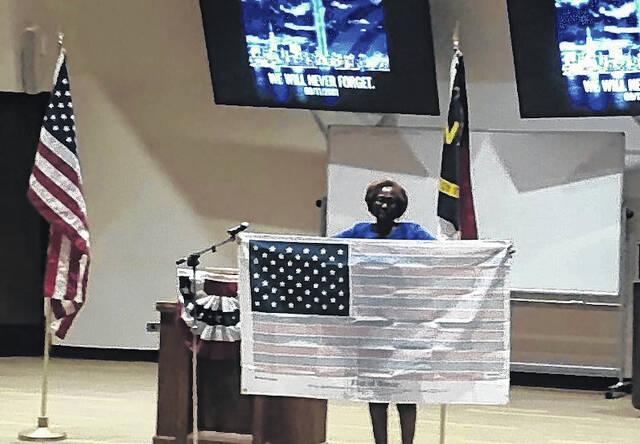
[
  {"x1": 557, "y1": 0, "x2": 640, "y2": 111},
  {"x1": 508, "y1": 0, "x2": 640, "y2": 117},
  {"x1": 199, "y1": 0, "x2": 439, "y2": 114}
]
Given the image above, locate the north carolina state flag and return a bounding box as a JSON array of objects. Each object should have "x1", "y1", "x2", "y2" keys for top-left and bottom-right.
[{"x1": 437, "y1": 49, "x2": 477, "y2": 240}]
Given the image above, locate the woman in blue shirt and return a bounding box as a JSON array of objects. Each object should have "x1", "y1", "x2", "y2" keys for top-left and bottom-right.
[{"x1": 335, "y1": 179, "x2": 435, "y2": 444}]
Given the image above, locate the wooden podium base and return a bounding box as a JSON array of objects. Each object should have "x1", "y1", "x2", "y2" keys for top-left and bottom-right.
[{"x1": 154, "y1": 301, "x2": 327, "y2": 444}]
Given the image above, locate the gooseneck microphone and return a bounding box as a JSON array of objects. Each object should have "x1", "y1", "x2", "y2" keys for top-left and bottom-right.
[
  {"x1": 227, "y1": 222, "x2": 250, "y2": 238},
  {"x1": 175, "y1": 222, "x2": 250, "y2": 265}
]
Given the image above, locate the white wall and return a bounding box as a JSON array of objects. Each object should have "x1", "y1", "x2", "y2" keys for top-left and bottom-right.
[{"x1": 1, "y1": 0, "x2": 639, "y2": 350}]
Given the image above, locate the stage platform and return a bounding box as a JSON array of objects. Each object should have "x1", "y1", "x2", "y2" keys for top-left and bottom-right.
[{"x1": 1, "y1": 356, "x2": 640, "y2": 443}]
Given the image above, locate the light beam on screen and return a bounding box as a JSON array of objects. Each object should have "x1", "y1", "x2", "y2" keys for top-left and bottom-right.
[
  {"x1": 556, "y1": 0, "x2": 640, "y2": 112},
  {"x1": 239, "y1": 0, "x2": 391, "y2": 104}
]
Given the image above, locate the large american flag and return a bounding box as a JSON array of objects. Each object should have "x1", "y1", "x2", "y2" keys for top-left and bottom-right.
[
  {"x1": 238, "y1": 233, "x2": 512, "y2": 404},
  {"x1": 27, "y1": 50, "x2": 90, "y2": 339}
]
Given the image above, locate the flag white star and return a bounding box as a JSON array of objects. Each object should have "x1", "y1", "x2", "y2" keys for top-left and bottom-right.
[
  {"x1": 305, "y1": 290, "x2": 311, "y2": 295},
  {"x1": 304, "y1": 262, "x2": 309, "y2": 267},
  {"x1": 321, "y1": 277, "x2": 327, "y2": 282},
  {"x1": 55, "y1": 91, "x2": 62, "y2": 97},
  {"x1": 330, "y1": 284, "x2": 336, "y2": 289},
  {"x1": 311, "y1": 255, "x2": 318, "y2": 261},
  {"x1": 61, "y1": 114, "x2": 67, "y2": 120},
  {"x1": 287, "y1": 275, "x2": 293, "y2": 280},
  {"x1": 339, "y1": 304, "x2": 345, "y2": 310},
  {"x1": 270, "y1": 260, "x2": 276, "y2": 265},
  {"x1": 329, "y1": 256, "x2": 335, "y2": 261},
  {"x1": 271, "y1": 301, "x2": 277, "y2": 308},
  {"x1": 338, "y1": 277, "x2": 344, "y2": 283},
  {"x1": 280, "y1": 295, "x2": 286, "y2": 301},
  {"x1": 313, "y1": 269, "x2": 318, "y2": 275},
  {"x1": 337, "y1": 249, "x2": 344, "y2": 255},
  {"x1": 314, "y1": 297, "x2": 320, "y2": 303},
  {"x1": 322, "y1": 304, "x2": 327, "y2": 310},
  {"x1": 269, "y1": 246, "x2": 276, "y2": 252},
  {"x1": 321, "y1": 290, "x2": 327, "y2": 296},
  {"x1": 50, "y1": 115, "x2": 56, "y2": 120},
  {"x1": 262, "y1": 294, "x2": 269, "y2": 300},
  {"x1": 52, "y1": 125, "x2": 59, "y2": 131},
  {"x1": 278, "y1": 253, "x2": 284, "y2": 259},
  {"x1": 262, "y1": 280, "x2": 269, "y2": 287},
  {"x1": 287, "y1": 261, "x2": 293, "y2": 267},
  {"x1": 295, "y1": 268, "x2": 301, "y2": 274},
  {"x1": 313, "y1": 283, "x2": 319, "y2": 289},
  {"x1": 272, "y1": 288, "x2": 277, "y2": 294},
  {"x1": 253, "y1": 258, "x2": 259, "y2": 264},
  {"x1": 295, "y1": 254, "x2": 301, "y2": 260},
  {"x1": 303, "y1": 248, "x2": 310, "y2": 254},
  {"x1": 286, "y1": 247, "x2": 293, "y2": 253},
  {"x1": 338, "y1": 263, "x2": 344, "y2": 268},
  {"x1": 329, "y1": 270, "x2": 336, "y2": 275},
  {"x1": 320, "y1": 262, "x2": 326, "y2": 268},
  {"x1": 253, "y1": 273, "x2": 260, "y2": 278},
  {"x1": 262, "y1": 253, "x2": 268, "y2": 258},
  {"x1": 62, "y1": 78, "x2": 69, "y2": 84},
  {"x1": 330, "y1": 298, "x2": 336, "y2": 303},
  {"x1": 262, "y1": 266, "x2": 268, "y2": 272},
  {"x1": 338, "y1": 290, "x2": 344, "y2": 296},
  {"x1": 306, "y1": 304, "x2": 311, "y2": 308},
  {"x1": 279, "y1": 282, "x2": 285, "y2": 287},
  {"x1": 304, "y1": 275, "x2": 310, "y2": 281},
  {"x1": 254, "y1": 287, "x2": 260, "y2": 292},
  {"x1": 288, "y1": 289, "x2": 294, "y2": 294},
  {"x1": 288, "y1": 303, "x2": 294, "y2": 309},
  {"x1": 255, "y1": 301, "x2": 260, "y2": 306},
  {"x1": 297, "y1": 296, "x2": 303, "y2": 302},
  {"x1": 270, "y1": 274, "x2": 276, "y2": 279},
  {"x1": 320, "y1": 248, "x2": 326, "y2": 254},
  {"x1": 296, "y1": 282, "x2": 302, "y2": 288}
]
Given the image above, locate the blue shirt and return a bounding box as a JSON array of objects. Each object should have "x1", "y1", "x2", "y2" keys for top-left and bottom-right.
[{"x1": 334, "y1": 222, "x2": 436, "y2": 240}]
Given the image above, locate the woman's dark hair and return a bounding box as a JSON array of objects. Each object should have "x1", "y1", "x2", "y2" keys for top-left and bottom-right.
[{"x1": 365, "y1": 179, "x2": 408, "y2": 220}]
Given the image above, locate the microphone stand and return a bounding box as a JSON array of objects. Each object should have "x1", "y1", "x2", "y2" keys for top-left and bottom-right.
[{"x1": 175, "y1": 233, "x2": 240, "y2": 444}]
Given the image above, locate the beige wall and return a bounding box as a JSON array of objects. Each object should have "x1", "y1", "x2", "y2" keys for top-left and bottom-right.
[
  {"x1": 2, "y1": 0, "x2": 639, "y2": 359},
  {"x1": 4, "y1": 0, "x2": 327, "y2": 348}
]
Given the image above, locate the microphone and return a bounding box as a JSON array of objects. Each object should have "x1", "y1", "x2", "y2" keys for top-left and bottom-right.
[{"x1": 227, "y1": 222, "x2": 250, "y2": 238}]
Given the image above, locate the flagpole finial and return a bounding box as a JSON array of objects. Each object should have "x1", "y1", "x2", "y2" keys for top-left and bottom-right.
[
  {"x1": 452, "y1": 21, "x2": 460, "y2": 52},
  {"x1": 57, "y1": 32, "x2": 64, "y2": 49}
]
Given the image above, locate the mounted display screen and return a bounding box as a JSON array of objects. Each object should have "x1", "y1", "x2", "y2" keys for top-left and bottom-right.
[
  {"x1": 199, "y1": 0, "x2": 439, "y2": 115},
  {"x1": 508, "y1": 0, "x2": 640, "y2": 117}
]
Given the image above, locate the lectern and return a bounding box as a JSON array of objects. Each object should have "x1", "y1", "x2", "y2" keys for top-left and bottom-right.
[{"x1": 153, "y1": 301, "x2": 327, "y2": 444}]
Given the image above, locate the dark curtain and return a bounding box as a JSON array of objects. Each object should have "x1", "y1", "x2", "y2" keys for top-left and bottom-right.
[{"x1": 0, "y1": 91, "x2": 49, "y2": 355}]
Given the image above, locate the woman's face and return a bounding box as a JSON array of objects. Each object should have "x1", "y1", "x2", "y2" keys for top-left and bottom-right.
[{"x1": 370, "y1": 186, "x2": 400, "y2": 222}]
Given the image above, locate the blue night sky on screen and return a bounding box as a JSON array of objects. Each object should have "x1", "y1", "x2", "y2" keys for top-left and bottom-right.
[
  {"x1": 555, "y1": 0, "x2": 640, "y2": 111},
  {"x1": 241, "y1": 0, "x2": 390, "y2": 72}
]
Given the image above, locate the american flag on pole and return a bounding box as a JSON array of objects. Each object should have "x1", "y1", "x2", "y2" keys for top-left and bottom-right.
[
  {"x1": 27, "y1": 49, "x2": 90, "y2": 339},
  {"x1": 238, "y1": 233, "x2": 512, "y2": 404}
]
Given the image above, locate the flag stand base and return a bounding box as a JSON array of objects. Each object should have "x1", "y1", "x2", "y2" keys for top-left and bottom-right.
[{"x1": 18, "y1": 417, "x2": 67, "y2": 441}]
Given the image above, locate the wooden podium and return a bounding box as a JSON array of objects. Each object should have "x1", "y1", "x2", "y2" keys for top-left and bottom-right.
[{"x1": 153, "y1": 301, "x2": 327, "y2": 444}]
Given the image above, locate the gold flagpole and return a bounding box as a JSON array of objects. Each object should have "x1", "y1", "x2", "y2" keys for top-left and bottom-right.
[
  {"x1": 18, "y1": 299, "x2": 67, "y2": 441},
  {"x1": 439, "y1": 21, "x2": 461, "y2": 444},
  {"x1": 19, "y1": 32, "x2": 67, "y2": 442}
]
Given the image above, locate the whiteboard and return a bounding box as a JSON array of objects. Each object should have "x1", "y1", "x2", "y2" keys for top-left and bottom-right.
[{"x1": 326, "y1": 126, "x2": 624, "y2": 295}]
